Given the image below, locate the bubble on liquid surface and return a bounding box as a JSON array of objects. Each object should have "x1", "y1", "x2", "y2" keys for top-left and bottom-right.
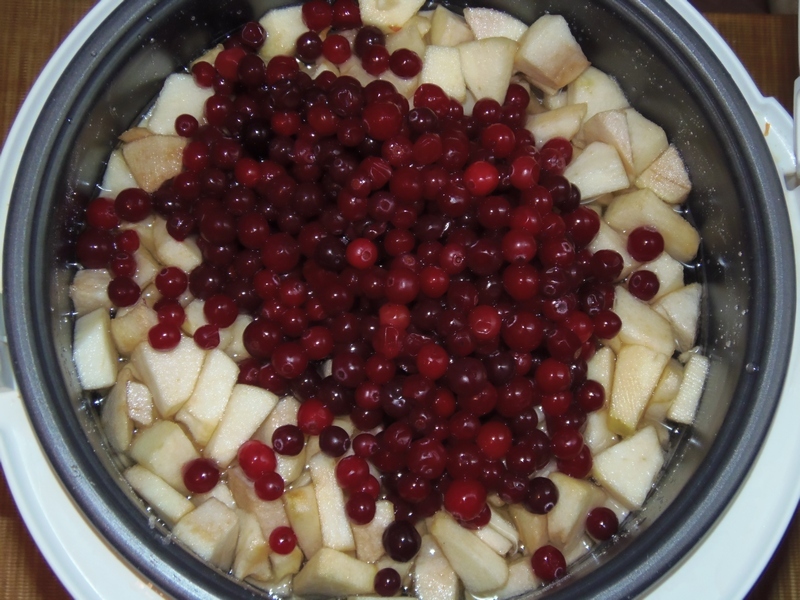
[{"x1": 745, "y1": 363, "x2": 759, "y2": 373}]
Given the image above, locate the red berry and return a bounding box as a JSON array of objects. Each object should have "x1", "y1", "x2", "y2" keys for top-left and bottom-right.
[
  {"x1": 586, "y1": 506, "x2": 620, "y2": 540},
  {"x1": 302, "y1": 0, "x2": 333, "y2": 31},
  {"x1": 147, "y1": 322, "x2": 180, "y2": 350},
  {"x1": 254, "y1": 471, "x2": 285, "y2": 500},
  {"x1": 443, "y1": 479, "x2": 486, "y2": 521},
  {"x1": 531, "y1": 545, "x2": 567, "y2": 581},
  {"x1": 182, "y1": 458, "x2": 220, "y2": 494},
  {"x1": 627, "y1": 226, "x2": 665, "y2": 262},
  {"x1": 269, "y1": 526, "x2": 298, "y2": 554},
  {"x1": 237, "y1": 440, "x2": 276, "y2": 480},
  {"x1": 464, "y1": 161, "x2": 499, "y2": 196},
  {"x1": 297, "y1": 399, "x2": 334, "y2": 435}
]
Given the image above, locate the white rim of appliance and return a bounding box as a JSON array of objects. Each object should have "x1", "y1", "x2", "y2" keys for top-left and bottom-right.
[{"x1": 0, "y1": 1, "x2": 797, "y2": 599}]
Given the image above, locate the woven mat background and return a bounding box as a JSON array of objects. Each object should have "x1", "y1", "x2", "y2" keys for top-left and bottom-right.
[{"x1": 0, "y1": 1, "x2": 797, "y2": 598}]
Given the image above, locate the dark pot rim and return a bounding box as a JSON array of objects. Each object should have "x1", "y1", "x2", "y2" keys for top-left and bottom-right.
[{"x1": 2, "y1": 0, "x2": 794, "y2": 598}]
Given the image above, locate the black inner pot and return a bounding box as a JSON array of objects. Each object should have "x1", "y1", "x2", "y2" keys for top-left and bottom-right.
[{"x1": 2, "y1": 0, "x2": 794, "y2": 598}]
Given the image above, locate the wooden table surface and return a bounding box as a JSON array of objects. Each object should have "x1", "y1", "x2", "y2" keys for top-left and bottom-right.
[{"x1": 0, "y1": 1, "x2": 797, "y2": 599}]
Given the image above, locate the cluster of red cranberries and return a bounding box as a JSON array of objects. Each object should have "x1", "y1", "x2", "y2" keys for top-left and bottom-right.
[{"x1": 74, "y1": 0, "x2": 673, "y2": 588}]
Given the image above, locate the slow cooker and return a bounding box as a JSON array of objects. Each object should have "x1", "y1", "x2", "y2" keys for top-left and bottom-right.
[{"x1": 0, "y1": 0, "x2": 798, "y2": 598}]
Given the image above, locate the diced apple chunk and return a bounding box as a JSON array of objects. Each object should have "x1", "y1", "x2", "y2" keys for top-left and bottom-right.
[
  {"x1": 129, "y1": 420, "x2": 200, "y2": 494},
  {"x1": 228, "y1": 466, "x2": 290, "y2": 537},
  {"x1": 358, "y1": 0, "x2": 427, "y2": 32},
  {"x1": 524, "y1": 104, "x2": 587, "y2": 147},
  {"x1": 653, "y1": 283, "x2": 702, "y2": 352},
  {"x1": 126, "y1": 379, "x2": 154, "y2": 426},
  {"x1": 625, "y1": 109, "x2": 669, "y2": 176},
  {"x1": 221, "y1": 314, "x2": 253, "y2": 360},
  {"x1": 608, "y1": 344, "x2": 670, "y2": 436},
  {"x1": 173, "y1": 498, "x2": 240, "y2": 570},
  {"x1": 421, "y1": 46, "x2": 466, "y2": 103},
  {"x1": 258, "y1": 6, "x2": 307, "y2": 60},
  {"x1": 562, "y1": 141, "x2": 631, "y2": 200},
  {"x1": 352, "y1": 500, "x2": 394, "y2": 562},
  {"x1": 283, "y1": 484, "x2": 324, "y2": 559},
  {"x1": 205, "y1": 384, "x2": 278, "y2": 468},
  {"x1": 130, "y1": 336, "x2": 206, "y2": 418},
  {"x1": 567, "y1": 66, "x2": 629, "y2": 123},
  {"x1": 147, "y1": 73, "x2": 214, "y2": 135},
  {"x1": 193, "y1": 481, "x2": 236, "y2": 509},
  {"x1": 270, "y1": 545, "x2": 304, "y2": 579},
  {"x1": 153, "y1": 217, "x2": 203, "y2": 273},
  {"x1": 124, "y1": 465, "x2": 194, "y2": 527},
  {"x1": 613, "y1": 287, "x2": 676, "y2": 357},
  {"x1": 73, "y1": 307, "x2": 118, "y2": 390},
  {"x1": 458, "y1": 37, "x2": 518, "y2": 103},
  {"x1": 586, "y1": 345, "x2": 615, "y2": 396},
  {"x1": 593, "y1": 426, "x2": 665, "y2": 509},
  {"x1": 121, "y1": 135, "x2": 186, "y2": 193},
  {"x1": 547, "y1": 472, "x2": 605, "y2": 548},
  {"x1": 430, "y1": 511, "x2": 509, "y2": 594},
  {"x1": 110, "y1": 300, "x2": 158, "y2": 356},
  {"x1": 309, "y1": 452, "x2": 355, "y2": 551},
  {"x1": 639, "y1": 252, "x2": 685, "y2": 302},
  {"x1": 385, "y1": 16, "x2": 428, "y2": 57},
  {"x1": 514, "y1": 15, "x2": 590, "y2": 95},
  {"x1": 508, "y1": 504, "x2": 548, "y2": 555},
  {"x1": 492, "y1": 557, "x2": 542, "y2": 599},
  {"x1": 175, "y1": 348, "x2": 239, "y2": 445},
  {"x1": 293, "y1": 548, "x2": 378, "y2": 597},
  {"x1": 474, "y1": 507, "x2": 518, "y2": 556},
  {"x1": 70, "y1": 269, "x2": 112, "y2": 316},
  {"x1": 588, "y1": 220, "x2": 640, "y2": 281},
  {"x1": 102, "y1": 370, "x2": 134, "y2": 452},
  {"x1": 464, "y1": 7, "x2": 527, "y2": 41},
  {"x1": 646, "y1": 358, "x2": 684, "y2": 422},
  {"x1": 582, "y1": 110, "x2": 634, "y2": 175},
  {"x1": 430, "y1": 5, "x2": 474, "y2": 46},
  {"x1": 233, "y1": 510, "x2": 273, "y2": 582},
  {"x1": 668, "y1": 353, "x2": 709, "y2": 424},
  {"x1": 100, "y1": 149, "x2": 138, "y2": 198},
  {"x1": 604, "y1": 189, "x2": 700, "y2": 262},
  {"x1": 414, "y1": 534, "x2": 460, "y2": 600},
  {"x1": 584, "y1": 408, "x2": 619, "y2": 454},
  {"x1": 635, "y1": 145, "x2": 692, "y2": 204}
]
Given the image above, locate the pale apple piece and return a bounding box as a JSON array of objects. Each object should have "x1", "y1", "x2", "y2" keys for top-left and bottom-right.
[
  {"x1": 586, "y1": 345, "x2": 615, "y2": 396},
  {"x1": 378, "y1": 68, "x2": 420, "y2": 99},
  {"x1": 129, "y1": 246, "x2": 159, "y2": 291},
  {"x1": 180, "y1": 298, "x2": 207, "y2": 336},
  {"x1": 620, "y1": 108, "x2": 669, "y2": 174},
  {"x1": 129, "y1": 420, "x2": 200, "y2": 494},
  {"x1": 309, "y1": 452, "x2": 355, "y2": 551},
  {"x1": 205, "y1": 384, "x2": 279, "y2": 468},
  {"x1": 126, "y1": 379, "x2": 155, "y2": 427},
  {"x1": 190, "y1": 43, "x2": 223, "y2": 68},
  {"x1": 588, "y1": 220, "x2": 640, "y2": 281},
  {"x1": 173, "y1": 498, "x2": 239, "y2": 570},
  {"x1": 584, "y1": 408, "x2": 619, "y2": 454},
  {"x1": 358, "y1": 0, "x2": 427, "y2": 33},
  {"x1": 474, "y1": 507, "x2": 518, "y2": 556},
  {"x1": 613, "y1": 287, "x2": 676, "y2": 357},
  {"x1": 130, "y1": 336, "x2": 206, "y2": 418},
  {"x1": 429, "y1": 5, "x2": 474, "y2": 47},
  {"x1": 222, "y1": 314, "x2": 253, "y2": 360},
  {"x1": 414, "y1": 534, "x2": 460, "y2": 600},
  {"x1": 547, "y1": 472, "x2": 605, "y2": 548},
  {"x1": 608, "y1": 344, "x2": 670, "y2": 437},
  {"x1": 524, "y1": 103, "x2": 587, "y2": 148},
  {"x1": 638, "y1": 252, "x2": 685, "y2": 302},
  {"x1": 102, "y1": 370, "x2": 134, "y2": 452},
  {"x1": 645, "y1": 358, "x2": 684, "y2": 423},
  {"x1": 463, "y1": 7, "x2": 527, "y2": 41},
  {"x1": 582, "y1": 109, "x2": 634, "y2": 175},
  {"x1": 567, "y1": 66, "x2": 629, "y2": 124},
  {"x1": 385, "y1": 16, "x2": 428, "y2": 57},
  {"x1": 635, "y1": 145, "x2": 692, "y2": 204},
  {"x1": 667, "y1": 353, "x2": 709, "y2": 425},
  {"x1": 308, "y1": 57, "x2": 340, "y2": 79},
  {"x1": 653, "y1": 283, "x2": 702, "y2": 352},
  {"x1": 70, "y1": 268, "x2": 112, "y2": 317},
  {"x1": 430, "y1": 511, "x2": 509, "y2": 594},
  {"x1": 73, "y1": 307, "x2": 118, "y2": 390},
  {"x1": 514, "y1": 14, "x2": 590, "y2": 95},
  {"x1": 347, "y1": 498, "x2": 392, "y2": 562},
  {"x1": 193, "y1": 481, "x2": 236, "y2": 509},
  {"x1": 255, "y1": 395, "x2": 301, "y2": 445},
  {"x1": 100, "y1": 149, "x2": 138, "y2": 198},
  {"x1": 120, "y1": 215, "x2": 156, "y2": 256},
  {"x1": 258, "y1": 6, "x2": 307, "y2": 60},
  {"x1": 294, "y1": 547, "x2": 377, "y2": 596},
  {"x1": 228, "y1": 466, "x2": 290, "y2": 537},
  {"x1": 233, "y1": 510, "x2": 273, "y2": 582},
  {"x1": 593, "y1": 425, "x2": 665, "y2": 509},
  {"x1": 543, "y1": 90, "x2": 568, "y2": 110},
  {"x1": 121, "y1": 135, "x2": 186, "y2": 194},
  {"x1": 110, "y1": 300, "x2": 158, "y2": 356},
  {"x1": 147, "y1": 74, "x2": 214, "y2": 136},
  {"x1": 491, "y1": 556, "x2": 542, "y2": 600},
  {"x1": 152, "y1": 217, "x2": 203, "y2": 273},
  {"x1": 563, "y1": 535, "x2": 593, "y2": 566},
  {"x1": 246, "y1": 575, "x2": 292, "y2": 595},
  {"x1": 271, "y1": 544, "x2": 304, "y2": 580},
  {"x1": 508, "y1": 504, "x2": 548, "y2": 555},
  {"x1": 283, "y1": 484, "x2": 324, "y2": 559},
  {"x1": 124, "y1": 465, "x2": 194, "y2": 527},
  {"x1": 338, "y1": 56, "x2": 376, "y2": 88},
  {"x1": 420, "y1": 46, "x2": 466, "y2": 103},
  {"x1": 458, "y1": 37, "x2": 518, "y2": 104},
  {"x1": 604, "y1": 189, "x2": 700, "y2": 262},
  {"x1": 562, "y1": 142, "x2": 630, "y2": 200},
  {"x1": 118, "y1": 127, "x2": 152, "y2": 143}
]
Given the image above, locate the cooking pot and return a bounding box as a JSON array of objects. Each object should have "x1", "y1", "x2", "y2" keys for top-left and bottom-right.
[{"x1": 0, "y1": 0, "x2": 797, "y2": 598}]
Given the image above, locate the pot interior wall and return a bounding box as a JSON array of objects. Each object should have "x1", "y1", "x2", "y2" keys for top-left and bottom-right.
[{"x1": 3, "y1": 0, "x2": 792, "y2": 598}]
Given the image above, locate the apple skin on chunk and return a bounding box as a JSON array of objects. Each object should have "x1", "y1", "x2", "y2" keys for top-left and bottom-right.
[
  {"x1": 514, "y1": 14, "x2": 590, "y2": 95},
  {"x1": 463, "y1": 7, "x2": 527, "y2": 42},
  {"x1": 73, "y1": 307, "x2": 119, "y2": 390},
  {"x1": 458, "y1": 37, "x2": 518, "y2": 104},
  {"x1": 309, "y1": 452, "x2": 356, "y2": 551},
  {"x1": 176, "y1": 348, "x2": 240, "y2": 446},
  {"x1": 430, "y1": 511, "x2": 509, "y2": 594},
  {"x1": 173, "y1": 498, "x2": 240, "y2": 571},
  {"x1": 293, "y1": 548, "x2": 378, "y2": 597},
  {"x1": 413, "y1": 534, "x2": 460, "y2": 600},
  {"x1": 593, "y1": 425, "x2": 665, "y2": 509},
  {"x1": 359, "y1": 0, "x2": 427, "y2": 32},
  {"x1": 562, "y1": 141, "x2": 631, "y2": 200},
  {"x1": 130, "y1": 335, "x2": 206, "y2": 418},
  {"x1": 124, "y1": 465, "x2": 194, "y2": 528},
  {"x1": 122, "y1": 134, "x2": 186, "y2": 194},
  {"x1": 204, "y1": 384, "x2": 278, "y2": 468},
  {"x1": 283, "y1": 484, "x2": 324, "y2": 559},
  {"x1": 608, "y1": 344, "x2": 670, "y2": 437},
  {"x1": 604, "y1": 189, "x2": 700, "y2": 263},
  {"x1": 147, "y1": 73, "x2": 214, "y2": 136},
  {"x1": 129, "y1": 420, "x2": 200, "y2": 494},
  {"x1": 69, "y1": 269, "x2": 112, "y2": 317},
  {"x1": 668, "y1": 353, "x2": 709, "y2": 425}
]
